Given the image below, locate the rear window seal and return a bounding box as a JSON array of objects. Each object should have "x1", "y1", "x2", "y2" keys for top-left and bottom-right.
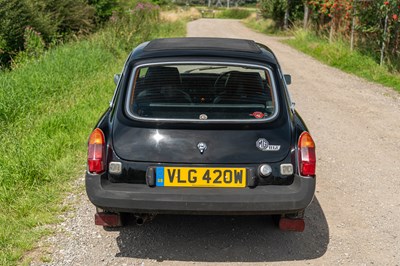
[{"x1": 124, "y1": 61, "x2": 280, "y2": 123}]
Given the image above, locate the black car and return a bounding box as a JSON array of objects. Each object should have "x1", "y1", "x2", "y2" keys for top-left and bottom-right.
[{"x1": 86, "y1": 37, "x2": 316, "y2": 232}]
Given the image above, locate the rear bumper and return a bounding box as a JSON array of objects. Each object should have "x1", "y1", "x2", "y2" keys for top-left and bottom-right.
[{"x1": 85, "y1": 173, "x2": 316, "y2": 214}]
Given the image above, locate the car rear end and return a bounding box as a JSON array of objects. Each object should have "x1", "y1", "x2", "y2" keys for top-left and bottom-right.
[{"x1": 86, "y1": 39, "x2": 316, "y2": 231}]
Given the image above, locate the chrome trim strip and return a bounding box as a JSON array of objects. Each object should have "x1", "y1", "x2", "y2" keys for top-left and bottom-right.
[{"x1": 124, "y1": 61, "x2": 280, "y2": 123}]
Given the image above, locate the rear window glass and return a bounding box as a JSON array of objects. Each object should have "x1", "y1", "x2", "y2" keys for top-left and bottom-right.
[{"x1": 127, "y1": 63, "x2": 277, "y2": 121}]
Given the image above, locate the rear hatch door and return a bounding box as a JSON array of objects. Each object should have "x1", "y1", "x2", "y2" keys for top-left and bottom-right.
[{"x1": 112, "y1": 124, "x2": 291, "y2": 164}]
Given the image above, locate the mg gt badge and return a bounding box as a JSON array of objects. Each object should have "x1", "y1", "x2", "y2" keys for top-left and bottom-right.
[
  {"x1": 256, "y1": 138, "x2": 281, "y2": 151},
  {"x1": 197, "y1": 142, "x2": 207, "y2": 154}
]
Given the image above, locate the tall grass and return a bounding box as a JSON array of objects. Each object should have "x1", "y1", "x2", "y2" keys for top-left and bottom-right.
[
  {"x1": 284, "y1": 30, "x2": 400, "y2": 93},
  {"x1": 0, "y1": 5, "x2": 186, "y2": 265},
  {"x1": 216, "y1": 8, "x2": 252, "y2": 19},
  {"x1": 243, "y1": 14, "x2": 293, "y2": 36}
]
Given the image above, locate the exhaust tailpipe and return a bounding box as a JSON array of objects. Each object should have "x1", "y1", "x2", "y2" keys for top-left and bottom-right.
[{"x1": 134, "y1": 214, "x2": 155, "y2": 226}]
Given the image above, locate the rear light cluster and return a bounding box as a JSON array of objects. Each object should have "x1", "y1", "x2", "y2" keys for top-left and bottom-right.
[
  {"x1": 298, "y1": 132, "x2": 316, "y2": 176},
  {"x1": 88, "y1": 128, "x2": 105, "y2": 174}
]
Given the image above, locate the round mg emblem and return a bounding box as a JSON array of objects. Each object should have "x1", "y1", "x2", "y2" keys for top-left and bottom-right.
[
  {"x1": 256, "y1": 138, "x2": 270, "y2": 151},
  {"x1": 256, "y1": 138, "x2": 281, "y2": 151}
]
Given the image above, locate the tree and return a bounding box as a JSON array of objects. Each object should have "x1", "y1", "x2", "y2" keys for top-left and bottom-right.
[{"x1": 303, "y1": 0, "x2": 310, "y2": 28}]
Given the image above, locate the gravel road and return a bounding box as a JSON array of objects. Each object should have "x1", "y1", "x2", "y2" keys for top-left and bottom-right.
[{"x1": 30, "y1": 19, "x2": 400, "y2": 265}]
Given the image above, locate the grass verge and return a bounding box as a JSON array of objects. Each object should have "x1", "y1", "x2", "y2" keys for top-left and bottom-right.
[
  {"x1": 0, "y1": 11, "x2": 186, "y2": 266},
  {"x1": 215, "y1": 8, "x2": 253, "y2": 19},
  {"x1": 284, "y1": 30, "x2": 400, "y2": 93},
  {"x1": 243, "y1": 14, "x2": 290, "y2": 36}
]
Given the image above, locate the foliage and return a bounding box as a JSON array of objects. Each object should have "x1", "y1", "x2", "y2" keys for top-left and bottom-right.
[
  {"x1": 259, "y1": 0, "x2": 304, "y2": 28},
  {"x1": 355, "y1": 0, "x2": 400, "y2": 68},
  {"x1": 34, "y1": 0, "x2": 96, "y2": 34},
  {"x1": 100, "y1": 2, "x2": 161, "y2": 54},
  {"x1": 0, "y1": 4, "x2": 186, "y2": 264},
  {"x1": 255, "y1": 0, "x2": 400, "y2": 71},
  {"x1": 307, "y1": 0, "x2": 400, "y2": 69},
  {"x1": 0, "y1": 0, "x2": 96, "y2": 68},
  {"x1": 12, "y1": 27, "x2": 46, "y2": 67},
  {"x1": 259, "y1": 0, "x2": 287, "y2": 26},
  {"x1": 244, "y1": 14, "x2": 291, "y2": 35},
  {"x1": 150, "y1": 0, "x2": 172, "y2": 6},
  {"x1": 89, "y1": 0, "x2": 119, "y2": 23},
  {"x1": 0, "y1": 0, "x2": 35, "y2": 67},
  {"x1": 216, "y1": 8, "x2": 252, "y2": 19}
]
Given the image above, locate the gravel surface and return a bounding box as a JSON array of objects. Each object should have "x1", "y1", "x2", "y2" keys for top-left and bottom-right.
[{"x1": 30, "y1": 19, "x2": 400, "y2": 265}]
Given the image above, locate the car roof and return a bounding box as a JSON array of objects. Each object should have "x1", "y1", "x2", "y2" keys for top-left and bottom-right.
[
  {"x1": 128, "y1": 37, "x2": 278, "y2": 65},
  {"x1": 144, "y1": 38, "x2": 261, "y2": 53}
]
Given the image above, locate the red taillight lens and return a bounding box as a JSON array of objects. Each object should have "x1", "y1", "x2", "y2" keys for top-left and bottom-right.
[
  {"x1": 298, "y1": 132, "x2": 316, "y2": 176},
  {"x1": 88, "y1": 128, "x2": 105, "y2": 174}
]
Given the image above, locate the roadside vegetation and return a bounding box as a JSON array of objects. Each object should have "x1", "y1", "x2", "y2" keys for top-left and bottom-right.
[
  {"x1": 0, "y1": 0, "x2": 117, "y2": 69},
  {"x1": 243, "y1": 14, "x2": 289, "y2": 35},
  {"x1": 215, "y1": 8, "x2": 253, "y2": 19},
  {"x1": 284, "y1": 30, "x2": 400, "y2": 92},
  {"x1": 160, "y1": 7, "x2": 202, "y2": 21},
  {"x1": 0, "y1": 2, "x2": 185, "y2": 265},
  {"x1": 245, "y1": 0, "x2": 400, "y2": 92}
]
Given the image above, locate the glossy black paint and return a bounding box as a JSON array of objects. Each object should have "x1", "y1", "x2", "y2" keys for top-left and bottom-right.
[
  {"x1": 112, "y1": 125, "x2": 291, "y2": 164},
  {"x1": 86, "y1": 38, "x2": 315, "y2": 215}
]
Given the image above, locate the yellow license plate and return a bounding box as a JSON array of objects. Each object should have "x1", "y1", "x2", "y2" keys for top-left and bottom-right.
[{"x1": 155, "y1": 167, "x2": 246, "y2": 188}]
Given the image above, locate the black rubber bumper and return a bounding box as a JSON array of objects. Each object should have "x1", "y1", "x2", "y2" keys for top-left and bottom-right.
[{"x1": 85, "y1": 173, "x2": 316, "y2": 214}]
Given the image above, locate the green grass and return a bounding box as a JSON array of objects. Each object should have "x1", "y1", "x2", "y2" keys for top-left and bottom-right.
[
  {"x1": 0, "y1": 14, "x2": 186, "y2": 265},
  {"x1": 284, "y1": 30, "x2": 400, "y2": 93},
  {"x1": 215, "y1": 8, "x2": 252, "y2": 19},
  {"x1": 243, "y1": 15, "x2": 291, "y2": 36}
]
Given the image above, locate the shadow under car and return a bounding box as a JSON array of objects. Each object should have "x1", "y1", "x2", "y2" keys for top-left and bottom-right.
[{"x1": 114, "y1": 197, "x2": 329, "y2": 263}]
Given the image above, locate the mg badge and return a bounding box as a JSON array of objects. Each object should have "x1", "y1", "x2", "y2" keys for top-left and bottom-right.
[
  {"x1": 256, "y1": 138, "x2": 281, "y2": 151},
  {"x1": 197, "y1": 142, "x2": 207, "y2": 154}
]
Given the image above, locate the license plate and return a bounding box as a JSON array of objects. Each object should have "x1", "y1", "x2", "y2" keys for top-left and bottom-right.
[{"x1": 156, "y1": 167, "x2": 246, "y2": 188}]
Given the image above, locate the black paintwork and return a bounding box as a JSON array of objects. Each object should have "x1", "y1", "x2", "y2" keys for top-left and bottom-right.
[
  {"x1": 143, "y1": 38, "x2": 262, "y2": 53},
  {"x1": 86, "y1": 38, "x2": 314, "y2": 215}
]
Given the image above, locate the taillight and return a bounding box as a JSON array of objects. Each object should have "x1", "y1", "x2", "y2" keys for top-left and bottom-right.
[
  {"x1": 298, "y1": 132, "x2": 316, "y2": 176},
  {"x1": 88, "y1": 128, "x2": 105, "y2": 174}
]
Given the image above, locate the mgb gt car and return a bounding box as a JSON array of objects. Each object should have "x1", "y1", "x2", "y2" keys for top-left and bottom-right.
[{"x1": 86, "y1": 37, "x2": 316, "y2": 232}]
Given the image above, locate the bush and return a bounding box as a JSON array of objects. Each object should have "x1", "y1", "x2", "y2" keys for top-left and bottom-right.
[
  {"x1": 0, "y1": 0, "x2": 34, "y2": 67},
  {"x1": 0, "y1": 0, "x2": 96, "y2": 68},
  {"x1": 89, "y1": 0, "x2": 119, "y2": 23},
  {"x1": 12, "y1": 27, "x2": 46, "y2": 67},
  {"x1": 243, "y1": 14, "x2": 281, "y2": 35},
  {"x1": 99, "y1": 2, "x2": 160, "y2": 55},
  {"x1": 259, "y1": 0, "x2": 303, "y2": 29},
  {"x1": 37, "y1": 0, "x2": 96, "y2": 34},
  {"x1": 259, "y1": 0, "x2": 287, "y2": 26}
]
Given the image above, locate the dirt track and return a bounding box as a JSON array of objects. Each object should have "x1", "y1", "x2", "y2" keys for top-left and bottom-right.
[{"x1": 31, "y1": 19, "x2": 400, "y2": 265}]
